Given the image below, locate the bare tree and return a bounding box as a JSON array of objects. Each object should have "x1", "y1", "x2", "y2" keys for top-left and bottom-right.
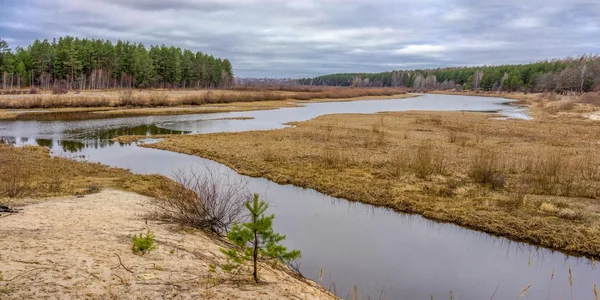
[
  {"x1": 578, "y1": 61, "x2": 590, "y2": 94},
  {"x1": 535, "y1": 72, "x2": 556, "y2": 92},
  {"x1": 556, "y1": 67, "x2": 578, "y2": 94},
  {"x1": 473, "y1": 70, "x2": 484, "y2": 89}
]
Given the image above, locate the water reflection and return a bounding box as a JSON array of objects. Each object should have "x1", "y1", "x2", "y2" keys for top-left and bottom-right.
[
  {"x1": 1, "y1": 124, "x2": 188, "y2": 153},
  {"x1": 66, "y1": 124, "x2": 189, "y2": 140},
  {"x1": 35, "y1": 138, "x2": 53, "y2": 148}
]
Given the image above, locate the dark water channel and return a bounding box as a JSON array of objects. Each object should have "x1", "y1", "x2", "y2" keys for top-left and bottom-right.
[{"x1": 1, "y1": 94, "x2": 598, "y2": 299}]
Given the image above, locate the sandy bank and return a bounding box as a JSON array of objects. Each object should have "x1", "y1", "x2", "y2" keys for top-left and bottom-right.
[{"x1": 0, "y1": 190, "x2": 336, "y2": 299}]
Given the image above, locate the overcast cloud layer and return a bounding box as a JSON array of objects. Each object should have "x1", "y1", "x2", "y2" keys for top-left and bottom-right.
[{"x1": 1, "y1": 0, "x2": 599, "y2": 77}]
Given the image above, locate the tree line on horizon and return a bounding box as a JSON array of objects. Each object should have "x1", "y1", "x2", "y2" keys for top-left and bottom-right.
[
  {"x1": 298, "y1": 56, "x2": 600, "y2": 94},
  {"x1": 0, "y1": 37, "x2": 233, "y2": 90}
]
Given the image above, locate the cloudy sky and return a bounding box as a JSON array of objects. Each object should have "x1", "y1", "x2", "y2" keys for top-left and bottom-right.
[{"x1": 1, "y1": 0, "x2": 599, "y2": 77}]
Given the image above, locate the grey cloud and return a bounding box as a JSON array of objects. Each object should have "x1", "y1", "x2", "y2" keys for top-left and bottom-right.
[{"x1": 1, "y1": 0, "x2": 599, "y2": 77}]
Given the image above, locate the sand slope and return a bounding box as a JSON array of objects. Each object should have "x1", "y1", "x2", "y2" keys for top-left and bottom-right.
[{"x1": 0, "y1": 190, "x2": 335, "y2": 299}]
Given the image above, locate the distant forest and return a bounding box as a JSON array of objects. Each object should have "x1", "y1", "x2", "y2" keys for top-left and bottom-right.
[
  {"x1": 0, "y1": 37, "x2": 233, "y2": 90},
  {"x1": 299, "y1": 56, "x2": 600, "y2": 93}
]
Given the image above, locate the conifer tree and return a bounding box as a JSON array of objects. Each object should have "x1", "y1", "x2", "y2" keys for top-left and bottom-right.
[{"x1": 221, "y1": 194, "x2": 301, "y2": 283}]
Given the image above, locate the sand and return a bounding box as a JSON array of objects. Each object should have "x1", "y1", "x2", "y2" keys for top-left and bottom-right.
[{"x1": 0, "y1": 190, "x2": 336, "y2": 299}]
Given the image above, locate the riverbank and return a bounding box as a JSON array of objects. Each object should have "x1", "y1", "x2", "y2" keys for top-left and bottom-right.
[
  {"x1": 129, "y1": 110, "x2": 600, "y2": 258},
  {"x1": 0, "y1": 145, "x2": 336, "y2": 299},
  {"x1": 0, "y1": 88, "x2": 413, "y2": 120},
  {"x1": 0, "y1": 189, "x2": 335, "y2": 299}
]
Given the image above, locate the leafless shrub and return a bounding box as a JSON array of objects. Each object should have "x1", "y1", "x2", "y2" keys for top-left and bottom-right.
[
  {"x1": 151, "y1": 168, "x2": 250, "y2": 234},
  {"x1": 578, "y1": 92, "x2": 600, "y2": 106},
  {"x1": 51, "y1": 80, "x2": 68, "y2": 95}
]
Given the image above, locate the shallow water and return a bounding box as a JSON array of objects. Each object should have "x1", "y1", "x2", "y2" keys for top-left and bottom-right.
[{"x1": 1, "y1": 94, "x2": 597, "y2": 299}]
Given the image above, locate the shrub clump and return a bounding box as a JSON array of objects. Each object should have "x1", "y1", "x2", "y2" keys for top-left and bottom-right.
[{"x1": 132, "y1": 230, "x2": 157, "y2": 255}]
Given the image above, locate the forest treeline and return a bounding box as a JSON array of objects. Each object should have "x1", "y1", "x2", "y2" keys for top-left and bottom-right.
[
  {"x1": 0, "y1": 37, "x2": 233, "y2": 90},
  {"x1": 298, "y1": 56, "x2": 600, "y2": 93}
]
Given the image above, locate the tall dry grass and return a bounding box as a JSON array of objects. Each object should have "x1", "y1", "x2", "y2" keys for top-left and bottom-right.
[
  {"x1": 409, "y1": 143, "x2": 446, "y2": 179},
  {"x1": 468, "y1": 150, "x2": 505, "y2": 189},
  {"x1": 0, "y1": 87, "x2": 408, "y2": 110},
  {"x1": 0, "y1": 96, "x2": 111, "y2": 109}
]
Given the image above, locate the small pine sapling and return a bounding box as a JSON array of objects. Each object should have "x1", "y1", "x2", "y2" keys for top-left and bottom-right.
[
  {"x1": 132, "y1": 230, "x2": 157, "y2": 255},
  {"x1": 221, "y1": 194, "x2": 301, "y2": 283}
]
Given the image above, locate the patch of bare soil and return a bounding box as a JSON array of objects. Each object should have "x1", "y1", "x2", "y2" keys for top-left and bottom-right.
[{"x1": 0, "y1": 190, "x2": 335, "y2": 299}]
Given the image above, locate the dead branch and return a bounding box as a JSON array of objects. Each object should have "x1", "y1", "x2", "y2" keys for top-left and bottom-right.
[{"x1": 112, "y1": 253, "x2": 134, "y2": 273}]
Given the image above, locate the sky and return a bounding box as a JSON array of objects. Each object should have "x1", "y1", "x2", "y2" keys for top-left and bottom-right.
[{"x1": 1, "y1": 0, "x2": 599, "y2": 78}]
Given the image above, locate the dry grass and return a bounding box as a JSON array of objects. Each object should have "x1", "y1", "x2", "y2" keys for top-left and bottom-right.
[
  {"x1": 135, "y1": 111, "x2": 600, "y2": 258},
  {"x1": 0, "y1": 88, "x2": 413, "y2": 120},
  {"x1": 0, "y1": 144, "x2": 173, "y2": 204},
  {"x1": 0, "y1": 87, "x2": 408, "y2": 110}
]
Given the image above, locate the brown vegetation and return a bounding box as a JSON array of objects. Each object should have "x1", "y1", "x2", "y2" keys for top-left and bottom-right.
[
  {"x1": 134, "y1": 111, "x2": 600, "y2": 258},
  {"x1": 151, "y1": 169, "x2": 249, "y2": 234},
  {"x1": 0, "y1": 87, "x2": 407, "y2": 110},
  {"x1": 0, "y1": 88, "x2": 412, "y2": 121},
  {"x1": 0, "y1": 144, "x2": 171, "y2": 204}
]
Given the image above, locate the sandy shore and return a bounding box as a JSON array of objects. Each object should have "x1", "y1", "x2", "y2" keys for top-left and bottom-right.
[{"x1": 0, "y1": 190, "x2": 336, "y2": 299}]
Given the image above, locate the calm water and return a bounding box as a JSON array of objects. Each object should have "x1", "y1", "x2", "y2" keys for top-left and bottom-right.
[{"x1": 1, "y1": 94, "x2": 597, "y2": 299}]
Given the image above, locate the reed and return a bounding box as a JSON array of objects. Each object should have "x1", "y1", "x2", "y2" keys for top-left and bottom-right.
[
  {"x1": 0, "y1": 86, "x2": 408, "y2": 110},
  {"x1": 517, "y1": 284, "x2": 532, "y2": 299}
]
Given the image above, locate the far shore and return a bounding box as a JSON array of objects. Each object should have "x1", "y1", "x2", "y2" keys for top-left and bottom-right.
[{"x1": 0, "y1": 88, "x2": 415, "y2": 120}]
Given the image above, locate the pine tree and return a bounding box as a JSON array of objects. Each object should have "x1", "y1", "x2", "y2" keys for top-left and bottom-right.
[{"x1": 221, "y1": 194, "x2": 301, "y2": 283}]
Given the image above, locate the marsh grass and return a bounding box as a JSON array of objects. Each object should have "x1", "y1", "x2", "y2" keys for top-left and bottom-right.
[
  {"x1": 148, "y1": 92, "x2": 170, "y2": 107},
  {"x1": 0, "y1": 150, "x2": 35, "y2": 199},
  {"x1": 468, "y1": 150, "x2": 505, "y2": 189},
  {"x1": 409, "y1": 143, "x2": 446, "y2": 179},
  {"x1": 0, "y1": 144, "x2": 173, "y2": 200},
  {"x1": 322, "y1": 147, "x2": 346, "y2": 169}
]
